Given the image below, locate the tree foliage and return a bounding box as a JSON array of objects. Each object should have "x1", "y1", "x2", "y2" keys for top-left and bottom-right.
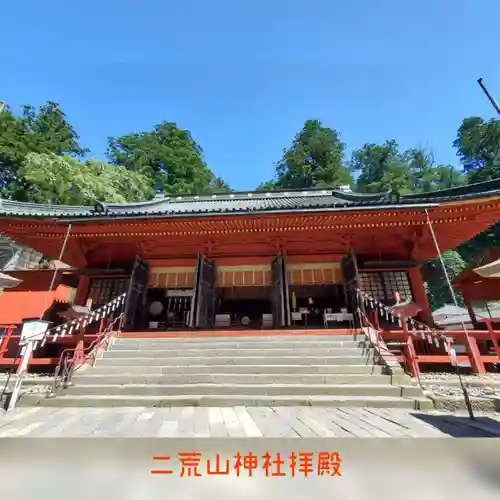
[
  {"x1": 0, "y1": 102, "x2": 87, "y2": 200},
  {"x1": 422, "y1": 250, "x2": 467, "y2": 310},
  {"x1": 260, "y1": 120, "x2": 352, "y2": 190},
  {"x1": 453, "y1": 116, "x2": 500, "y2": 263},
  {"x1": 350, "y1": 143, "x2": 464, "y2": 194},
  {"x1": 350, "y1": 140, "x2": 412, "y2": 193},
  {"x1": 453, "y1": 117, "x2": 500, "y2": 182},
  {"x1": 21, "y1": 153, "x2": 153, "y2": 205},
  {"x1": 107, "y1": 122, "x2": 224, "y2": 195}
]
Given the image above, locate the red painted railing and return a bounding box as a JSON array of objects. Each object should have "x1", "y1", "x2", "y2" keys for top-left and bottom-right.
[
  {"x1": 357, "y1": 289, "x2": 500, "y2": 377},
  {"x1": 0, "y1": 325, "x2": 16, "y2": 358},
  {"x1": 52, "y1": 312, "x2": 124, "y2": 396}
]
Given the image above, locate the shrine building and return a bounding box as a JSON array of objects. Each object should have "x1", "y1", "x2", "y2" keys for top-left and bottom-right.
[{"x1": 1, "y1": 180, "x2": 500, "y2": 336}]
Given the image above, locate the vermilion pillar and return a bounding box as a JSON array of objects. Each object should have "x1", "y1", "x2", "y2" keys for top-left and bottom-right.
[
  {"x1": 74, "y1": 276, "x2": 91, "y2": 306},
  {"x1": 409, "y1": 266, "x2": 433, "y2": 326}
]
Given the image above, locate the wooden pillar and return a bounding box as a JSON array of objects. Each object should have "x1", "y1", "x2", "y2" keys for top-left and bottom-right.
[
  {"x1": 402, "y1": 318, "x2": 420, "y2": 380},
  {"x1": 409, "y1": 266, "x2": 433, "y2": 326},
  {"x1": 74, "y1": 276, "x2": 91, "y2": 306},
  {"x1": 465, "y1": 334, "x2": 486, "y2": 374},
  {"x1": 484, "y1": 319, "x2": 500, "y2": 364},
  {"x1": 464, "y1": 294, "x2": 480, "y2": 330}
]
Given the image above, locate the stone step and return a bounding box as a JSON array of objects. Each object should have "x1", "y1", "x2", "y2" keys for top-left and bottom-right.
[
  {"x1": 112, "y1": 335, "x2": 361, "y2": 346},
  {"x1": 63, "y1": 383, "x2": 422, "y2": 398},
  {"x1": 18, "y1": 394, "x2": 433, "y2": 410},
  {"x1": 111, "y1": 339, "x2": 364, "y2": 350},
  {"x1": 103, "y1": 347, "x2": 369, "y2": 358},
  {"x1": 86, "y1": 364, "x2": 387, "y2": 375},
  {"x1": 97, "y1": 355, "x2": 372, "y2": 366},
  {"x1": 115, "y1": 334, "x2": 359, "y2": 344},
  {"x1": 72, "y1": 373, "x2": 398, "y2": 385}
]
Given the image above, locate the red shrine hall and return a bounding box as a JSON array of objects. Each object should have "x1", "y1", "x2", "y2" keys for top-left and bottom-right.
[{"x1": 1, "y1": 181, "x2": 500, "y2": 373}]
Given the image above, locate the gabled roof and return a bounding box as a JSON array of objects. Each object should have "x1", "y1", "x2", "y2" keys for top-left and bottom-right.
[
  {"x1": 1, "y1": 178, "x2": 500, "y2": 221},
  {"x1": 454, "y1": 247, "x2": 500, "y2": 285},
  {"x1": 434, "y1": 313, "x2": 473, "y2": 326},
  {"x1": 432, "y1": 304, "x2": 469, "y2": 317},
  {"x1": 474, "y1": 258, "x2": 500, "y2": 278}
]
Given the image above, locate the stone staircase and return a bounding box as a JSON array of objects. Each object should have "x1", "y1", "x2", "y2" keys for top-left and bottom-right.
[{"x1": 18, "y1": 332, "x2": 433, "y2": 409}]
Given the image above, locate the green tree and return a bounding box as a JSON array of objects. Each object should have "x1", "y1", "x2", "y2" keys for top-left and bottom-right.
[
  {"x1": 422, "y1": 250, "x2": 467, "y2": 310},
  {"x1": 260, "y1": 120, "x2": 352, "y2": 190},
  {"x1": 208, "y1": 177, "x2": 232, "y2": 193},
  {"x1": 404, "y1": 147, "x2": 464, "y2": 191},
  {"x1": 434, "y1": 164, "x2": 465, "y2": 189},
  {"x1": 453, "y1": 116, "x2": 500, "y2": 262},
  {"x1": 107, "y1": 122, "x2": 222, "y2": 195},
  {"x1": 405, "y1": 147, "x2": 437, "y2": 192},
  {"x1": 453, "y1": 117, "x2": 500, "y2": 183},
  {"x1": 350, "y1": 140, "x2": 412, "y2": 194},
  {"x1": 0, "y1": 101, "x2": 87, "y2": 200},
  {"x1": 21, "y1": 153, "x2": 153, "y2": 205}
]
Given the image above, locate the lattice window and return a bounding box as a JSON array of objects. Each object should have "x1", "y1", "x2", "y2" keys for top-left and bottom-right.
[
  {"x1": 87, "y1": 278, "x2": 129, "y2": 307},
  {"x1": 382, "y1": 271, "x2": 413, "y2": 302},
  {"x1": 287, "y1": 265, "x2": 340, "y2": 285},
  {"x1": 359, "y1": 273, "x2": 385, "y2": 301},
  {"x1": 150, "y1": 269, "x2": 196, "y2": 289},
  {"x1": 359, "y1": 271, "x2": 413, "y2": 303},
  {"x1": 217, "y1": 269, "x2": 271, "y2": 287}
]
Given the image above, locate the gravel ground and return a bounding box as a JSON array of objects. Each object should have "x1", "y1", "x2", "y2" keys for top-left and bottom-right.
[
  {"x1": 0, "y1": 373, "x2": 53, "y2": 395},
  {"x1": 414, "y1": 372, "x2": 500, "y2": 398}
]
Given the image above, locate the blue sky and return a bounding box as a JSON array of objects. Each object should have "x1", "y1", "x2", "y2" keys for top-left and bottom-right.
[{"x1": 1, "y1": 0, "x2": 499, "y2": 191}]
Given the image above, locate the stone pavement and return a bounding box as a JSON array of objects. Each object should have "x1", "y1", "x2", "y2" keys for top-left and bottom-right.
[{"x1": 1, "y1": 406, "x2": 500, "y2": 438}]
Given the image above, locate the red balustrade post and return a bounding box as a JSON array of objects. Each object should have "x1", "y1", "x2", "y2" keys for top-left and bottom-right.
[
  {"x1": 484, "y1": 319, "x2": 500, "y2": 364},
  {"x1": 464, "y1": 334, "x2": 485, "y2": 374},
  {"x1": 402, "y1": 317, "x2": 420, "y2": 380},
  {"x1": 0, "y1": 325, "x2": 15, "y2": 360}
]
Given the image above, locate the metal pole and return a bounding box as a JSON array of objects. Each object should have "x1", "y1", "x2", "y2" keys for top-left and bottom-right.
[
  {"x1": 477, "y1": 78, "x2": 500, "y2": 116},
  {"x1": 424, "y1": 209, "x2": 475, "y2": 420}
]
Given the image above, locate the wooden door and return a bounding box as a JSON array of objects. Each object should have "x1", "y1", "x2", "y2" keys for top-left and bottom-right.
[
  {"x1": 122, "y1": 257, "x2": 150, "y2": 331},
  {"x1": 193, "y1": 254, "x2": 217, "y2": 328},
  {"x1": 341, "y1": 248, "x2": 363, "y2": 327},
  {"x1": 282, "y1": 252, "x2": 291, "y2": 327},
  {"x1": 271, "y1": 254, "x2": 290, "y2": 327}
]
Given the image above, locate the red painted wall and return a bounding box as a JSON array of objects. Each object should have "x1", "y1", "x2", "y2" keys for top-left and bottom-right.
[{"x1": 0, "y1": 271, "x2": 74, "y2": 325}]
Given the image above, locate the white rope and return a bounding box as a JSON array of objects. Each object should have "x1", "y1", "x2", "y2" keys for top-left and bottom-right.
[
  {"x1": 424, "y1": 209, "x2": 473, "y2": 344},
  {"x1": 424, "y1": 208, "x2": 475, "y2": 420},
  {"x1": 38, "y1": 223, "x2": 73, "y2": 320}
]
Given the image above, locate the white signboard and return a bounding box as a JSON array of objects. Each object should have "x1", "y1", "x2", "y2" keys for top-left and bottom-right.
[{"x1": 20, "y1": 320, "x2": 51, "y2": 345}]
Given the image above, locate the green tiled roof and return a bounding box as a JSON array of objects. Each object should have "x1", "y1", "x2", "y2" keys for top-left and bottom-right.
[{"x1": 1, "y1": 179, "x2": 500, "y2": 221}]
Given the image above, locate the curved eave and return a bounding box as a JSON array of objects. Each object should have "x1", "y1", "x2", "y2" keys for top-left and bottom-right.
[
  {"x1": 52, "y1": 202, "x2": 441, "y2": 224},
  {"x1": 1, "y1": 177, "x2": 500, "y2": 222}
]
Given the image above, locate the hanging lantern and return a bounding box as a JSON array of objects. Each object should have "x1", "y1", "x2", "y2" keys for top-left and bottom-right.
[
  {"x1": 426, "y1": 333, "x2": 433, "y2": 344},
  {"x1": 419, "y1": 329, "x2": 426, "y2": 339},
  {"x1": 385, "y1": 308, "x2": 389, "y2": 320},
  {"x1": 397, "y1": 315, "x2": 402, "y2": 327},
  {"x1": 434, "y1": 336, "x2": 440, "y2": 347}
]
